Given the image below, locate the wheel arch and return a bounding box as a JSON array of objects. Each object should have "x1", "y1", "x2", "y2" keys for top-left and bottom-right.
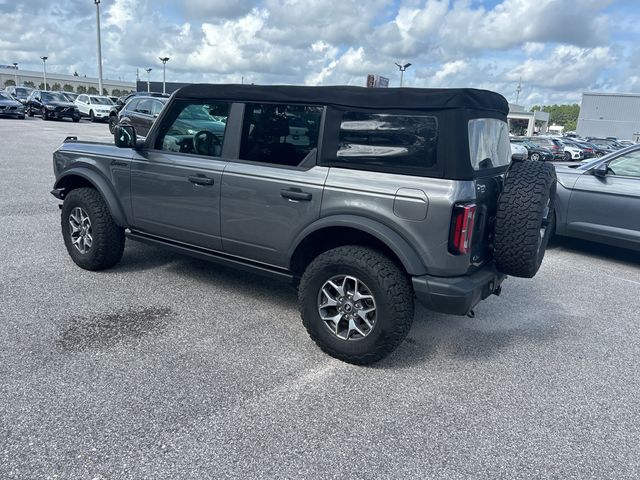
[
  {"x1": 54, "y1": 169, "x2": 128, "y2": 227},
  {"x1": 288, "y1": 216, "x2": 427, "y2": 278}
]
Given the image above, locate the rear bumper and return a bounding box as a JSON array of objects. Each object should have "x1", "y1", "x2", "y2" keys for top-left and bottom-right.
[{"x1": 412, "y1": 263, "x2": 506, "y2": 315}]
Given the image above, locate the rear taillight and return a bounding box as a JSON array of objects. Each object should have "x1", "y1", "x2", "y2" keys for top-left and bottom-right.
[{"x1": 449, "y1": 204, "x2": 477, "y2": 255}]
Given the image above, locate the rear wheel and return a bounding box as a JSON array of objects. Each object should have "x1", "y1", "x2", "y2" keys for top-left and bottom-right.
[
  {"x1": 61, "y1": 188, "x2": 125, "y2": 271},
  {"x1": 530, "y1": 152, "x2": 540, "y2": 161},
  {"x1": 493, "y1": 160, "x2": 557, "y2": 278},
  {"x1": 299, "y1": 246, "x2": 414, "y2": 365}
]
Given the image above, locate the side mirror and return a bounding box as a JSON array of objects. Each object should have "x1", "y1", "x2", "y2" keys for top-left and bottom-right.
[
  {"x1": 114, "y1": 124, "x2": 136, "y2": 148},
  {"x1": 592, "y1": 162, "x2": 609, "y2": 178}
]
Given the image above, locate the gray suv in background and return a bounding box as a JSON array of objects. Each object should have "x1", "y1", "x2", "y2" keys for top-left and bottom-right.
[{"x1": 51, "y1": 85, "x2": 556, "y2": 364}]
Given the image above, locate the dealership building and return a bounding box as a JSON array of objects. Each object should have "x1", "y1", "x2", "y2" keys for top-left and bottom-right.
[
  {"x1": 507, "y1": 104, "x2": 550, "y2": 136},
  {"x1": 0, "y1": 65, "x2": 135, "y2": 95},
  {"x1": 577, "y1": 91, "x2": 640, "y2": 141}
]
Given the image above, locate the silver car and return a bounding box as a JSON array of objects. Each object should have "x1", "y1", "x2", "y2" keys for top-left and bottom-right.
[{"x1": 554, "y1": 145, "x2": 640, "y2": 251}]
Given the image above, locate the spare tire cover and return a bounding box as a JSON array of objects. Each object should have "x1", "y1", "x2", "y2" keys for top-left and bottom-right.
[{"x1": 493, "y1": 160, "x2": 557, "y2": 278}]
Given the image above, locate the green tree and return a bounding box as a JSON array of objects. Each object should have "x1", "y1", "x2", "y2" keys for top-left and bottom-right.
[
  {"x1": 530, "y1": 104, "x2": 580, "y2": 132},
  {"x1": 4, "y1": 79, "x2": 16, "y2": 87},
  {"x1": 63, "y1": 84, "x2": 74, "y2": 92},
  {"x1": 24, "y1": 81, "x2": 35, "y2": 88},
  {"x1": 111, "y1": 88, "x2": 122, "y2": 97},
  {"x1": 87, "y1": 86, "x2": 99, "y2": 94},
  {"x1": 51, "y1": 82, "x2": 62, "y2": 91},
  {"x1": 76, "y1": 85, "x2": 87, "y2": 94},
  {"x1": 102, "y1": 88, "x2": 109, "y2": 96},
  {"x1": 38, "y1": 82, "x2": 50, "y2": 90}
]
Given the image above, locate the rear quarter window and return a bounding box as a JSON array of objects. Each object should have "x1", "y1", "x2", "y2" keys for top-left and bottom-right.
[
  {"x1": 334, "y1": 112, "x2": 438, "y2": 173},
  {"x1": 468, "y1": 118, "x2": 511, "y2": 170}
]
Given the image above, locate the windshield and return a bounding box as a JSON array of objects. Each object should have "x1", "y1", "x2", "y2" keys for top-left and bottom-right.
[
  {"x1": 90, "y1": 96, "x2": 113, "y2": 105},
  {"x1": 42, "y1": 92, "x2": 69, "y2": 102},
  {"x1": 0, "y1": 91, "x2": 12, "y2": 100},
  {"x1": 468, "y1": 118, "x2": 511, "y2": 170},
  {"x1": 15, "y1": 88, "x2": 30, "y2": 96}
]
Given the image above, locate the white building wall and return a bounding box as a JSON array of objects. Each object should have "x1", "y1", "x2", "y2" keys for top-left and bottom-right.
[
  {"x1": 0, "y1": 67, "x2": 135, "y2": 94},
  {"x1": 577, "y1": 92, "x2": 640, "y2": 140}
]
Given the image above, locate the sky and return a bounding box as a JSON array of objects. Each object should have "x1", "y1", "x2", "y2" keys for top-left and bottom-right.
[{"x1": 0, "y1": 0, "x2": 638, "y2": 107}]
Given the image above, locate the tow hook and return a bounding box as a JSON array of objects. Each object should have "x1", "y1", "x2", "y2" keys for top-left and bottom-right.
[
  {"x1": 493, "y1": 285, "x2": 502, "y2": 297},
  {"x1": 466, "y1": 309, "x2": 475, "y2": 318}
]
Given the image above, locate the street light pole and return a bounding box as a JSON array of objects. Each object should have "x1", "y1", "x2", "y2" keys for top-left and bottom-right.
[
  {"x1": 395, "y1": 62, "x2": 412, "y2": 87},
  {"x1": 159, "y1": 57, "x2": 170, "y2": 94},
  {"x1": 94, "y1": 0, "x2": 104, "y2": 95},
  {"x1": 40, "y1": 56, "x2": 48, "y2": 89},
  {"x1": 12, "y1": 63, "x2": 18, "y2": 85},
  {"x1": 145, "y1": 68, "x2": 152, "y2": 93}
]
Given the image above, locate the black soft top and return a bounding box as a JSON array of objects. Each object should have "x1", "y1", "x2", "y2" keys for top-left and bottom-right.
[{"x1": 174, "y1": 84, "x2": 508, "y2": 115}]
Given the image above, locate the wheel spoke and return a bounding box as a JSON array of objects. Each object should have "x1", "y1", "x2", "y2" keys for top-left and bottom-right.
[
  {"x1": 348, "y1": 318, "x2": 366, "y2": 338},
  {"x1": 327, "y1": 280, "x2": 345, "y2": 297},
  {"x1": 357, "y1": 309, "x2": 374, "y2": 329},
  {"x1": 320, "y1": 287, "x2": 338, "y2": 307}
]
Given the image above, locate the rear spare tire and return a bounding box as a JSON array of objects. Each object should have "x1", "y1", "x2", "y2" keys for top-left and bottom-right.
[{"x1": 493, "y1": 160, "x2": 557, "y2": 278}]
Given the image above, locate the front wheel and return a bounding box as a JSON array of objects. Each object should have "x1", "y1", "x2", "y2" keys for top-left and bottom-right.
[
  {"x1": 41, "y1": 107, "x2": 48, "y2": 120},
  {"x1": 299, "y1": 246, "x2": 414, "y2": 365},
  {"x1": 564, "y1": 151, "x2": 571, "y2": 161},
  {"x1": 89, "y1": 110, "x2": 95, "y2": 122},
  {"x1": 108, "y1": 115, "x2": 118, "y2": 134},
  {"x1": 530, "y1": 152, "x2": 540, "y2": 161},
  {"x1": 61, "y1": 188, "x2": 125, "y2": 271}
]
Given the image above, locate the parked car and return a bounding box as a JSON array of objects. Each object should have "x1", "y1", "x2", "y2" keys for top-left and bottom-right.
[
  {"x1": 617, "y1": 140, "x2": 635, "y2": 147},
  {"x1": 558, "y1": 141, "x2": 585, "y2": 161},
  {"x1": 526, "y1": 136, "x2": 565, "y2": 160},
  {"x1": 5, "y1": 85, "x2": 33, "y2": 105},
  {"x1": 74, "y1": 94, "x2": 114, "y2": 122},
  {"x1": 108, "y1": 91, "x2": 170, "y2": 133},
  {"x1": 117, "y1": 96, "x2": 168, "y2": 138},
  {"x1": 561, "y1": 138, "x2": 595, "y2": 159},
  {"x1": 510, "y1": 142, "x2": 528, "y2": 161},
  {"x1": 109, "y1": 96, "x2": 119, "y2": 104},
  {"x1": 51, "y1": 84, "x2": 557, "y2": 364},
  {"x1": 25, "y1": 90, "x2": 80, "y2": 122},
  {"x1": 510, "y1": 138, "x2": 554, "y2": 161},
  {"x1": 63, "y1": 92, "x2": 79, "y2": 102},
  {"x1": 0, "y1": 90, "x2": 25, "y2": 119},
  {"x1": 553, "y1": 145, "x2": 640, "y2": 251},
  {"x1": 585, "y1": 138, "x2": 626, "y2": 150}
]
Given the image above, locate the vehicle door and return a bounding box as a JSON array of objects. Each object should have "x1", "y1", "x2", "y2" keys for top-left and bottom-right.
[
  {"x1": 220, "y1": 102, "x2": 327, "y2": 268},
  {"x1": 129, "y1": 99, "x2": 234, "y2": 250},
  {"x1": 120, "y1": 98, "x2": 138, "y2": 126},
  {"x1": 76, "y1": 95, "x2": 86, "y2": 115},
  {"x1": 566, "y1": 149, "x2": 640, "y2": 247},
  {"x1": 29, "y1": 91, "x2": 42, "y2": 113}
]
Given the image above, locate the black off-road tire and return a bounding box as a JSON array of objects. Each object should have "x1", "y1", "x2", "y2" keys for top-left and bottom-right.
[
  {"x1": 494, "y1": 160, "x2": 557, "y2": 278},
  {"x1": 299, "y1": 246, "x2": 414, "y2": 365},
  {"x1": 61, "y1": 188, "x2": 125, "y2": 271}
]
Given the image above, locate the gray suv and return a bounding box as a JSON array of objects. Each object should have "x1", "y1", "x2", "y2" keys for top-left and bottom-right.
[{"x1": 51, "y1": 85, "x2": 556, "y2": 364}]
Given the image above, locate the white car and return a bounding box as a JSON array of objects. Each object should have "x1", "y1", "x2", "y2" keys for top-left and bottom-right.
[
  {"x1": 510, "y1": 142, "x2": 528, "y2": 161},
  {"x1": 559, "y1": 142, "x2": 584, "y2": 161},
  {"x1": 74, "y1": 94, "x2": 114, "y2": 122}
]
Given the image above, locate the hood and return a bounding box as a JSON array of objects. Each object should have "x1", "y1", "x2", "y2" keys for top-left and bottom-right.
[{"x1": 0, "y1": 97, "x2": 23, "y2": 107}]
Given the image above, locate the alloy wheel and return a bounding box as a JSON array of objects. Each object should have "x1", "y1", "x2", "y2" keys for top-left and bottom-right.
[
  {"x1": 317, "y1": 275, "x2": 377, "y2": 341},
  {"x1": 69, "y1": 207, "x2": 93, "y2": 254}
]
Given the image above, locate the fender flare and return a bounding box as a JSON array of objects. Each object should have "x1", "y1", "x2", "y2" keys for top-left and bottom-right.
[
  {"x1": 54, "y1": 167, "x2": 128, "y2": 227},
  {"x1": 288, "y1": 215, "x2": 427, "y2": 276}
]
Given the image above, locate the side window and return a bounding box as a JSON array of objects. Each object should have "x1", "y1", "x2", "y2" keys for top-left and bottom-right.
[
  {"x1": 239, "y1": 103, "x2": 323, "y2": 167},
  {"x1": 126, "y1": 99, "x2": 139, "y2": 112},
  {"x1": 136, "y1": 99, "x2": 152, "y2": 115},
  {"x1": 155, "y1": 101, "x2": 231, "y2": 158},
  {"x1": 150, "y1": 100, "x2": 164, "y2": 116},
  {"x1": 608, "y1": 150, "x2": 640, "y2": 178},
  {"x1": 335, "y1": 112, "x2": 438, "y2": 172}
]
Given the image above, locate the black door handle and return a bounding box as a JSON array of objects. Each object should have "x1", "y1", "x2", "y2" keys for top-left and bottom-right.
[
  {"x1": 280, "y1": 188, "x2": 312, "y2": 201},
  {"x1": 188, "y1": 175, "x2": 214, "y2": 186}
]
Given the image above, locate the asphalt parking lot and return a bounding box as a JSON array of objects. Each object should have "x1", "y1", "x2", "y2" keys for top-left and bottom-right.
[{"x1": 1, "y1": 117, "x2": 639, "y2": 479}]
